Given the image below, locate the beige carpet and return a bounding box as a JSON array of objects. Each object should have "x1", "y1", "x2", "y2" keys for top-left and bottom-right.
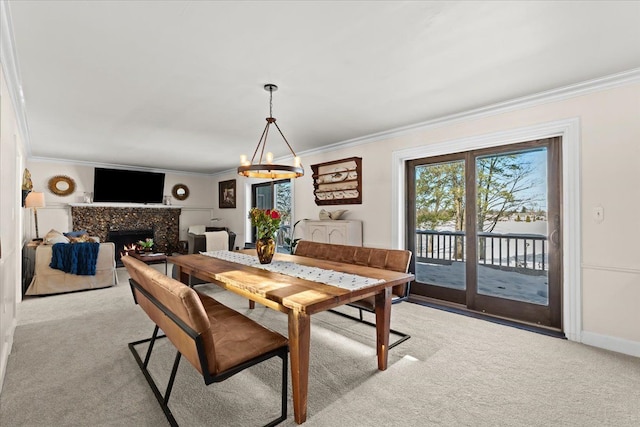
[{"x1": 2, "y1": 266, "x2": 639, "y2": 426}]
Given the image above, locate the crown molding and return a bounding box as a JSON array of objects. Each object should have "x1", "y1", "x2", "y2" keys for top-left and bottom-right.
[
  {"x1": 0, "y1": 0, "x2": 31, "y2": 153},
  {"x1": 27, "y1": 156, "x2": 214, "y2": 177},
  {"x1": 219, "y1": 68, "x2": 638, "y2": 178},
  {"x1": 5, "y1": 0, "x2": 638, "y2": 177},
  {"x1": 297, "y1": 68, "x2": 640, "y2": 159},
  {"x1": 22, "y1": 66, "x2": 640, "y2": 178},
  {"x1": 31, "y1": 67, "x2": 629, "y2": 179}
]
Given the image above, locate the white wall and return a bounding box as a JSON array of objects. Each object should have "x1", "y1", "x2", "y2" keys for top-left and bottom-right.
[
  {"x1": 207, "y1": 174, "x2": 267, "y2": 249},
  {"x1": 23, "y1": 161, "x2": 219, "y2": 242},
  {"x1": 219, "y1": 81, "x2": 640, "y2": 356},
  {"x1": 0, "y1": 66, "x2": 24, "y2": 391}
]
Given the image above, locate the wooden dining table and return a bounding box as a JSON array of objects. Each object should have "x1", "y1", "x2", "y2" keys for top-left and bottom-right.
[{"x1": 170, "y1": 250, "x2": 415, "y2": 424}]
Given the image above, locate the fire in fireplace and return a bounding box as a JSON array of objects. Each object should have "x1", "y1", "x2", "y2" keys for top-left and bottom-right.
[{"x1": 108, "y1": 229, "x2": 154, "y2": 267}]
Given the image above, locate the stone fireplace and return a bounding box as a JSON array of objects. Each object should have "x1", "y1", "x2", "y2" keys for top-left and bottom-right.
[{"x1": 70, "y1": 205, "x2": 181, "y2": 258}]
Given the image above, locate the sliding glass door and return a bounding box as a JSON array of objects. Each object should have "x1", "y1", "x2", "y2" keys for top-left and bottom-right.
[{"x1": 407, "y1": 138, "x2": 562, "y2": 328}]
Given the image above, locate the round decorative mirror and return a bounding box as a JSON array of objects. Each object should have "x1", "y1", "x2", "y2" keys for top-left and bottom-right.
[
  {"x1": 172, "y1": 183, "x2": 189, "y2": 201},
  {"x1": 48, "y1": 175, "x2": 76, "y2": 196}
]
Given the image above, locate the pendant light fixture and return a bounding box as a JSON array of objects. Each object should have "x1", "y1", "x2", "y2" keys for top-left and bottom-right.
[{"x1": 238, "y1": 84, "x2": 304, "y2": 179}]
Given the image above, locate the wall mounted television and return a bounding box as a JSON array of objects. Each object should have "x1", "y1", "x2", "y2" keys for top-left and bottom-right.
[{"x1": 93, "y1": 168, "x2": 165, "y2": 204}]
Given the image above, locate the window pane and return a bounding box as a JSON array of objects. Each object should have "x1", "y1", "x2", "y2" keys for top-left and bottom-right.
[
  {"x1": 414, "y1": 160, "x2": 466, "y2": 290},
  {"x1": 475, "y1": 148, "x2": 549, "y2": 306}
]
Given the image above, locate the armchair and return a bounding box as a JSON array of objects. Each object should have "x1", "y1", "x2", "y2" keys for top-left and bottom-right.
[
  {"x1": 187, "y1": 226, "x2": 236, "y2": 254},
  {"x1": 173, "y1": 226, "x2": 236, "y2": 286}
]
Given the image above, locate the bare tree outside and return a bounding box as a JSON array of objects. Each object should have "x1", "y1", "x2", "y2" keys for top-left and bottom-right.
[
  {"x1": 275, "y1": 181, "x2": 291, "y2": 226},
  {"x1": 415, "y1": 161, "x2": 464, "y2": 229},
  {"x1": 476, "y1": 152, "x2": 543, "y2": 233},
  {"x1": 411, "y1": 143, "x2": 557, "y2": 315},
  {"x1": 415, "y1": 150, "x2": 544, "y2": 260},
  {"x1": 415, "y1": 161, "x2": 465, "y2": 257}
]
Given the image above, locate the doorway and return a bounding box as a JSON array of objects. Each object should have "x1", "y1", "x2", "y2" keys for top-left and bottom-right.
[
  {"x1": 407, "y1": 137, "x2": 562, "y2": 328},
  {"x1": 251, "y1": 179, "x2": 292, "y2": 250}
]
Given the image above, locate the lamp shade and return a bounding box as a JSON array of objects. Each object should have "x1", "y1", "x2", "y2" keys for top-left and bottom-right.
[{"x1": 25, "y1": 191, "x2": 46, "y2": 208}]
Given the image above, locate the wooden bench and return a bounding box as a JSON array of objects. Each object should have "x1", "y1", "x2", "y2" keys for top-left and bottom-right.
[
  {"x1": 294, "y1": 240, "x2": 412, "y2": 348},
  {"x1": 122, "y1": 256, "x2": 289, "y2": 427}
]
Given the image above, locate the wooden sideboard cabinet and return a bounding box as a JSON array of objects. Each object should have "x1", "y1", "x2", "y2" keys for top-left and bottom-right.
[{"x1": 303, "y1": 220, "x2": 362, "y2": 246}]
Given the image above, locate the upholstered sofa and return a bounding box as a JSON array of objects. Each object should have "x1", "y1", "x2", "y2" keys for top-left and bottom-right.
[{"x1": 26, "y1": 242, "x2": 118, "y2": 296}]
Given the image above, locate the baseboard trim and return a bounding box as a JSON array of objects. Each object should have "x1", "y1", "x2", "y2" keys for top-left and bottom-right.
[
  {"x1": 581, "y1": 331, "x2": 640, "y2": 358},
  {"x1": 0, "y1": 317, "x2": 17, "y2": 394}
]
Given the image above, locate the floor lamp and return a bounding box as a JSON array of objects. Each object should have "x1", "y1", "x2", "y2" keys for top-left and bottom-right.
[{"x1": 25, "y1": 191, "x2": 45, "y2": 240}]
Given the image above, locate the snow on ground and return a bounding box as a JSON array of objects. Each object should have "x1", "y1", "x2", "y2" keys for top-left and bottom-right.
[{"x1": 415, "y1": 261, "x2": 548, "y2": 306}]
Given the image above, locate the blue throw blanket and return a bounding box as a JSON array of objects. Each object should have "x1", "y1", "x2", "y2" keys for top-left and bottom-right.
[{"x1": 50, "y1": 242, "x2": 100, "y2": 276}]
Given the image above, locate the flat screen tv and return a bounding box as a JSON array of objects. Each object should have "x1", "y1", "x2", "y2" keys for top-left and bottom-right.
[{"x1": 93, "y1": 168, "x2": 165, "y2": 204}]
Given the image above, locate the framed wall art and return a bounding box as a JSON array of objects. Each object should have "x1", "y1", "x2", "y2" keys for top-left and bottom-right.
[
  {"x1": 172, "y1": 183, "x2": 190, "y2": 201},
  {"x1": 218, "y1": 179, "x2": 236, "y2": 208},
  {"x1": 312, "y1": 157, "x2": 362, "y2": 205},
  {"x1": 48, "y1": 175, "x2": 76, "y2": 196}
]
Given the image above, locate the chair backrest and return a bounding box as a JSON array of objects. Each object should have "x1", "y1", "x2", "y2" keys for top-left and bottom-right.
[
  {"x1": 295, "y1": 240, "x2": 411, "y2": 296},
  {"x1": 188, "y1": 227, "x2": 236, "y2": 254},
  {"x1": 203, "y1": 230, "x2": 229, "y2": 251},
  {"x1": 122, "y1": 256, "x2": 217, "y2": 375},
  {"x1": 187, "y1": 224, "x2": 207, "y2": 235}
]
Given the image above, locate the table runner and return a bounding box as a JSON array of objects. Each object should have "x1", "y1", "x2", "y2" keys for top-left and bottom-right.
[{"x1": 200, "y1": 250, "x2": 384, "y2": 291}]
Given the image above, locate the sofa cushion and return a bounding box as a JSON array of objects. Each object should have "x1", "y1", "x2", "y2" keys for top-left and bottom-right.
[
  {"x1": 44, "y1": 229, "x2": 70, "y2": 245},
  {"x1": 69, "y1": 234, "x2": 97, "y2": 243},
  {"x1": 64, "y1": 230, "x2": 88, "y2": 238}
]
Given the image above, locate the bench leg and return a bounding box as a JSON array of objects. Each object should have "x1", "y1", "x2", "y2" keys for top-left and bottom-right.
[
  {"x1": 164, "y1": 351, "x2": 182, "y2": 405},
  {"x1": 129, "y1": 331, "x2": 179, "y2": 426},
  {"x1": 144, "y1": 325, "x2": 160, "y2": 367},
  {"x1": 280, "y1": 350, "x2": 288, "y2": 425},
  {"x1": 327, "y1": 306, "x2": 411, "y2": 350}
]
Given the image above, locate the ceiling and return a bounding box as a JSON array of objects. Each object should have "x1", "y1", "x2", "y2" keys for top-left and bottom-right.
[{"x1": 7, "y1": 1, "x2": 640, "y2": 175}]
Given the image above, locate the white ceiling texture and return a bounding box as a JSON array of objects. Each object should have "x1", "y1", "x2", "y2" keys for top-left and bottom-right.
[{"x1": 6, "y1": 1, "x2": 640, "y2": 175}]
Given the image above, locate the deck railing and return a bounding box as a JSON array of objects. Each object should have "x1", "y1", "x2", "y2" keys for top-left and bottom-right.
[{"x1": 415, "y1": 229, "x2": 548, "y2": 272}]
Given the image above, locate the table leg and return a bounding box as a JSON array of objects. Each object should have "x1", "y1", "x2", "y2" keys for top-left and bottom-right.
[
  {"x1": 288, "y1": 309, "x2": 310, "y2": 424},
  {"x1": 176, "y1": 266, "x2": 189, "y2": 286},
  {"x1": 375, "y1": 287, "x2": 392, "y2": 370}
]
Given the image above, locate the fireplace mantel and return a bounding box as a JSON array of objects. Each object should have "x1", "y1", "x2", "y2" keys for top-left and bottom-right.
[
  {"x1": 70, "y1": 205, "x2": 181, "y2": 253},
  {"x1": 69, "y1": 203, "x2": 182, "y2": 209}
]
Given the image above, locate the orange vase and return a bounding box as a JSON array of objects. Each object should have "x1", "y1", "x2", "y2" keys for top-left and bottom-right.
[{"x1": 256, "y1": 238, "x2": 276, "y2": 264}]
